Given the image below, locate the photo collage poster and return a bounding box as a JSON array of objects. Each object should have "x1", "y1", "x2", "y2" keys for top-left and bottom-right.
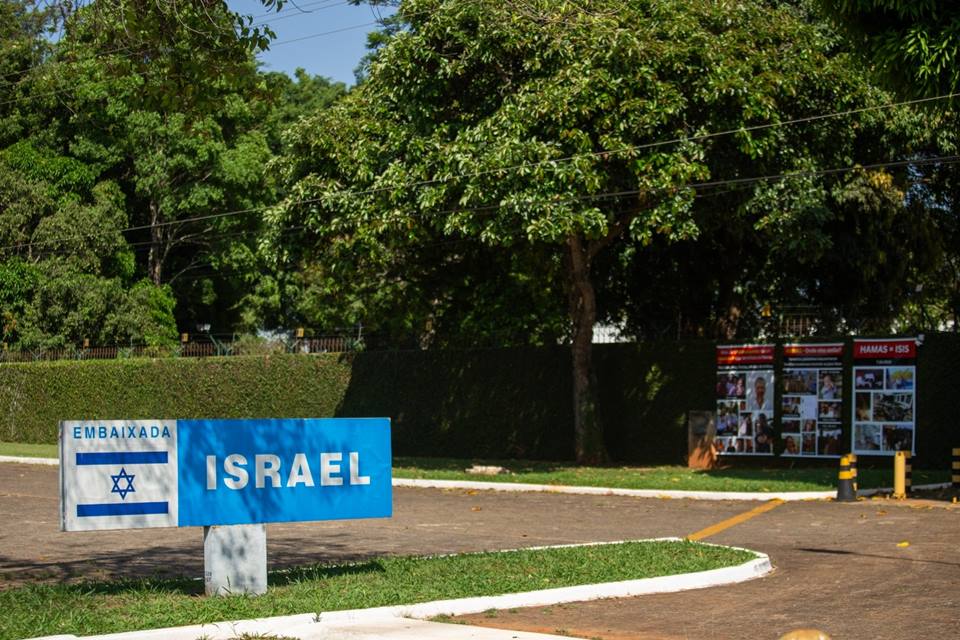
[
  {"x1": 715, "y1": 345, "x2": 775, "y2": 456},
  {"x1": 852, "y1": 338, "x2": 917, "y2": 455},
  {"x1": 781, "y1": 343, "x2": 844, "y2": 458}
]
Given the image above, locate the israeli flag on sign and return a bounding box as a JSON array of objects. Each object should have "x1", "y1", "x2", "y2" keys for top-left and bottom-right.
[{"x1": 60, "y1": 420, "x2": 179, "y2": 531}]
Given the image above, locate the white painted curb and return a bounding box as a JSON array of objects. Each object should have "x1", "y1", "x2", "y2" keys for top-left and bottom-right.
[
  {"x1": 316, "y1": 549, "x2": 772, "y2": 625},
  {"x1": 30, "y1": 540, "x2": 772, "y2": 640},
  {"x1": 0, "y1": 454, "x2": 58, "y2": 465},
  {"x1": 394, "y1": 477, "x2": 834, "y2": 501},
  {"x1": 4, "y1": 455, "x2": 948, "y2": 500}
]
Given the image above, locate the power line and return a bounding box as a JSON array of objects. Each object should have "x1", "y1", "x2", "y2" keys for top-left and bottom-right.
[
  {"x1": 0, "y1": 8, "x2": 435, "y2": 109},
  {"x1": 4, "y1": 153, "x2": 956, "y2": 259},
  {"x1": 267, "y1": 10, "x2": 414, "y2": 46},
  {"x1": 11, "y1": 153, "x2": 955, "y2": 288},
  {"x1": 250, "y1": 0, "x2": 345, "y2": 21},
  {"x1": 0, "y1": 1, "x2": 400, "y2": 88},
  {"x1": 310, "y1": 92, "x2": 959, "y2": 203},
  {"x1": 2, "y1": 75, "x2": 954, "y2": 240},
  {"x1": 251, "y1": 0, "x2": 353, "y2": 27}
]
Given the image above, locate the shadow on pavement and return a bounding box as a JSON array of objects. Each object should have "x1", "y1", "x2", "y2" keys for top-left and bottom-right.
[
  {"x1": 797, "y1": 547, "x2": 960, "y2": 568},
  {"x1": 0, "y1": 531, "x2": 386, "y2": 589},
  {"x1": 0, "y1": 551, "x2": 388, "y2": 595}
]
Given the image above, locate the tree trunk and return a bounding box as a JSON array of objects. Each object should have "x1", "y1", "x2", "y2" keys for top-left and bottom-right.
[
  {"x1": 147, "y1": 201, "x2": 164, "y2": 285},
  {"x1": 567, "y1": 233, "x2": 608, "y2": 465}
]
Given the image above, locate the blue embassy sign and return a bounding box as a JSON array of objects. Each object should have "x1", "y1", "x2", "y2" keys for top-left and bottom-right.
[{"x1": 60, "y1": 418, "x2": 392, "y2": 531}]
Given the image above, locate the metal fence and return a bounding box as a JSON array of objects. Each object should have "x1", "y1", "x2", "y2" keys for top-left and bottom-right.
[{"x1": 0, "y1": 335, "x2": 355, "y2": 364}]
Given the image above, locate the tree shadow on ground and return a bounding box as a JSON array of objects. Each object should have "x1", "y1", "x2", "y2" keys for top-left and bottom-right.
[
  {"x1": 868, "y1": 486, "x2": 960, "y2": 503},
  {"x1": 0, "y1": 553, "x2": 387, "y2": 596},
  {"x1": 798, "y1": 547, "x2": 960, "y2": 568},
  {"x1": 268, "y1": 559, "x2": 386, "y2": 587},
  {"x1": 0, "y1": 531, "x2": 385, "y2": 592}
]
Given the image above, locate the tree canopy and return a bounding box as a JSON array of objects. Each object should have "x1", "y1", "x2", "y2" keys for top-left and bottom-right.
[
  {"x1": 819, "y1": 1, "x2": 960, "y2": 99},
  {"x1": 0, "y1": 0, "x2": 333, "y2": 347},
  {"x1": 0, "y1": 0, "x2": 957, "y2": 462},
  {"x1": 263, "y1": 0, "x2": 953, "y2": 461}
]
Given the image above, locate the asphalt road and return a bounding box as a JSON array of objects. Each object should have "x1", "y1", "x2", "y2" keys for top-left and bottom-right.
[{"x1": 2, "y1": 462, "x2": 958, "y2": 639}]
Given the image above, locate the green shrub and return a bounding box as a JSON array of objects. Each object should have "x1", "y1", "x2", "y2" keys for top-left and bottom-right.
[{"x1": 0, "y1": 354, "x2": 352, "y2": 444}]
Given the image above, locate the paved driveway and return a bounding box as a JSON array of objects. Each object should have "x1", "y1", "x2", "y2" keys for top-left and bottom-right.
[
  {"x1": 2, "y1": 462, "x2": 958, "y2": 639},
  {"x1": 458, "y1": 499, "x2": 960, "y2": 639}
]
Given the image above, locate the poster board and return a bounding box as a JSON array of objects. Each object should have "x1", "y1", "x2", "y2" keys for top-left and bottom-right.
[
  {"x1": 715, "y1": 344, "x2": 775, "y2": 456},
  {"x1": 781, "y1": 343, "x2": 844, "y2": 457},
  {"x1": 851, "y1": 338, "x2": 917, "y2": 456}
]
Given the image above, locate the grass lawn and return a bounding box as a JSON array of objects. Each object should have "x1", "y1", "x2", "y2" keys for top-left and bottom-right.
[
  {"x1": 393, "y1": 456, "x2": 949, "y2": 492},
  {"x1": 0, "y1": 441, "x2": 57, "y2": 459},
  {"x1": 0, "y1": 443, "x2": 947, "y2": 491},
  {"x1": 0, "y1": 540, "x2": 753, "y2": 639}
]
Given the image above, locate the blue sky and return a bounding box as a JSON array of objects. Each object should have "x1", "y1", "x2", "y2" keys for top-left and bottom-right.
[{"x1": 229, "y1": 0, "x2": 396, "y2": 85}]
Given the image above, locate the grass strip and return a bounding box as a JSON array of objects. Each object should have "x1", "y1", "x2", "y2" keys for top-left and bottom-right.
[
  {"x1": 0, "y1": 441, "x2": 57, "y2": 459},
  {"x1": 0, "y1": 540, "x2": 752, "y2": 639},
  {"x1": 0, "y1": 444, "x2": 947, "y2": 492},
  {"x1": 393, "y1": 456, "x2": 949, "y2": 492}
]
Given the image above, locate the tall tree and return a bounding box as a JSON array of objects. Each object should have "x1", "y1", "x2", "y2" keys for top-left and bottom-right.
[
  {"x1": 0, "y1": 0, "x2": 288, "y2": 346},
  {"x1": 265, "y1": 0, "x2": 921, "y2": 462},
  {"x1": 30, "y1": 1, "x2": 282, "y2": 332}
]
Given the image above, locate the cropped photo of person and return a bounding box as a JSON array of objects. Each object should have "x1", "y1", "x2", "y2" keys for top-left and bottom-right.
[
  {"x1": 755, "y1": 413, "x2": 773, "y2": 453},
  {"x1": 751, "y1": 374, "x2": 770, "y2": 410},
  {"x1": 738, "y1": 413, "x2": 753, "y2": 437},
  {"x1": 819, "y1": 372, "x2": 838, "y2": 399},
  {"x1": 783, "y1": 435, "x2": 799, "y2": 455}
]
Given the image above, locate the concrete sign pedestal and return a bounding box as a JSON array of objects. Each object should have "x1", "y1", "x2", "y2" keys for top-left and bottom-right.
[{"x1": 203, "y1": 524, "x2": 267, "y2": 596}]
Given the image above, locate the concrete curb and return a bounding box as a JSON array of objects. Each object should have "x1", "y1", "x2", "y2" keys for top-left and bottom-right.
[
  {"x1": 0, "y1": 455, "x2": 58, "y2": 465},
  {"x1": 316, "y1": 546, "x2": 773, "y2": 625},
  {"x1": 3, "y1": 454, "x2": 949, "y2": 500},
  {"x1": 31, "y1": 539, "x2": 773, "y2": 640},
  {"x1": 393, "y1": 477, "x2": 834, "y2": 501}
]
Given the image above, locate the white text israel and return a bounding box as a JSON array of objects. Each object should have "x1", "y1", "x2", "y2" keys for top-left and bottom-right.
[{"x1": 205, "y1": 452, "x2": 371, "y2": 490}]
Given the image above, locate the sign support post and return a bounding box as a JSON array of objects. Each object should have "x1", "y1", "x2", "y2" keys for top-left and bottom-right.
[{"x1": 203, "y1": 524, "x2": 267, "y2": 596}]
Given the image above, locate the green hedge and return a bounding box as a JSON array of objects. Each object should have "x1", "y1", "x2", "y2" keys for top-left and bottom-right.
[
  {"x1": 0, "y1": 354, "x2": 353, "y2": 444},
  {"x1": 1, "y1": 337, "x2": 957, "y2": 466}
]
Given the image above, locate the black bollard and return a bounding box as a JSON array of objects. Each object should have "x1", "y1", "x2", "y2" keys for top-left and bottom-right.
[{"x1": 837, "y1": 455, "x2": 857, "y2": 502}]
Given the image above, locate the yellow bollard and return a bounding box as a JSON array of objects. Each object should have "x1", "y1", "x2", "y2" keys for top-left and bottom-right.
[{"x1": 893, "y1": 451, "x2": 907, "y2": 499}]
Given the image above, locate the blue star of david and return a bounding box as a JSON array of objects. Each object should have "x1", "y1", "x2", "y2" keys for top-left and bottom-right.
[{"x1": 110, "y1": 467, "x2": 136, "y2": 500}]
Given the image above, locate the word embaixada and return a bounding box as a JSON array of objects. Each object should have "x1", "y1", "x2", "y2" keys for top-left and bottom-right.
[
  {"x1": 71, "y1": 424, "x2": 172, "y2": 439},
  {"x1": 205, "y1": 452, "x2": 370, "y2": 490}
]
